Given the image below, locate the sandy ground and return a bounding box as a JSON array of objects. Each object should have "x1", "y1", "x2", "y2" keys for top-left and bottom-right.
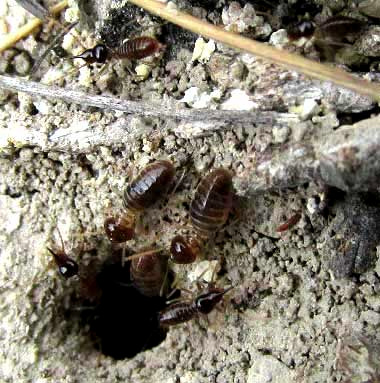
[{"x1": 1, "y1": 0, "x2": 380, "y2": 382}]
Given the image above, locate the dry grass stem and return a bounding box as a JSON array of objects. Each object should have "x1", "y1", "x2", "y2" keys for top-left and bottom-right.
[
  {"x1": 127, "y1": 0, "x2": 380, "y2": 102},
  {"x1": 0, "y1": 74, "x2": 293, "y2": 124},
  {"x1": 0, "y1": 0, "x2": 68, "y2": 53}
]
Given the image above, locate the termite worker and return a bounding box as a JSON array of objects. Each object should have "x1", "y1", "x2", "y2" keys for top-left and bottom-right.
[
  {"x1": 287, "y1": 15, "x2": 366, "y2": 62},
  {"x1": 169, "y1": 168, "x2": 234, "y2": 264},
  {"x1": 158, "y1": 284, "x2": 233, "y2": 327},
  {"x1": 72, "y1": 37, "x2": 165, "y2": 64},
  {"x1": 104, "y1": 160, "x2": 176, "y2": 243},
  {"x1": 276, "y1": 212, "x2": 302, "y2": 232},
  {"x1": 47, "y1": 228, "x2": 79, "y2": 278},
  {"x1": 129, "y1": 248, "x2": 169, "y2": 297}
]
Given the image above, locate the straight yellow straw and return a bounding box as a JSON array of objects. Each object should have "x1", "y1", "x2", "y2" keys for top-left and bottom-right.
[
  {"x1": 128, "y1": 0, "x2": 380, "y2": 101},
  {"x1": 0, "y1": 0, "x2": 68, "y2": 53}
]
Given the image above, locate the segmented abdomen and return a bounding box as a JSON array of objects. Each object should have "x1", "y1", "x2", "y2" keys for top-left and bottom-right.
[
  {"x1": 190, "y1": 168, "x2": 233, "y2": 238},
  {"x1": 116, "y1": 37, "x2": 162, "y2": 60},
  {"x1": 124, "y1": 160, "x2": 175, "y2": 212},
  {"x1": 130, "y1": 253, "x2": 167, "y2": 297},
  {"x1": 158, "y1": 301, "x2": 198, "y2": 327}
]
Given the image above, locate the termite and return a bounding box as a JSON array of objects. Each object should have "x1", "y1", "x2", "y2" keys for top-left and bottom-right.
[
  {"x1": 47, "y1": 228, "x2": 79, "y2": 278},
  {"x1": 72, "y1": 37, "x2": 165, "y2": 64},
  {"x1": 104, "y1": 160, "x2": 176, "y2": 243},
  {"x1": 129, "y1": 248, "x2": 169, "y2": 297},
  {"x1": 287, "y1": 15, "x2": 366, "y2": 54},
  {"x1": 276, "y1": 212, "x2": 302, "y2": 232},
  {"x1": 158, "y1": 284, "x2": 233, "y2": 327},
  {"x1": 313, "y1": 16, "x2": 365, "y2": 46},
  {"x1": 169, "y1": 168, "x2": 233, "y2": 264}
]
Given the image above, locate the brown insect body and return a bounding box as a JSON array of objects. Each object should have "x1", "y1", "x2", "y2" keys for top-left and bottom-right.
[
  {"x1": 158, "y1": 286, "x2": 232, "y2": 327},
  {"x1": 158, "y1": 301, "x2": 198, "y2": 327},
  {"x1": 72, "y1": 37, "x2": 163, "y2": 65},
  {"x1": 124, "y1": 160, "x2": 175, "y2": 212},
  {"x1": 190, "y1": 168, "x2": 233, "y2": 238},
  {"x1": 114, "y1": 37, "x2": 164, "y2": 60},
  {"x1": 104, "y1": 160, "x2": 175, "y2": 243},
  {"x1": 314, "y1": 16, "x2": 365, "y2": 44},
  {"x1": 130, "y1": 250, "x2": 168, "y2": 297},
  {"x1": 47, "y1": 247, "x2": 79, "y2": 278},
  {"x1": 276, "y1": 212, "x2": 302, "y2": 232},
  {"x1": 170, "y1": 169, "x2": 233, "y2": 264}
]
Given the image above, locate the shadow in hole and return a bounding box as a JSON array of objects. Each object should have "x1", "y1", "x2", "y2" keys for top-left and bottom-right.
[{"x1": 82, "y1": 249, "x2": 178, "y2": 360}]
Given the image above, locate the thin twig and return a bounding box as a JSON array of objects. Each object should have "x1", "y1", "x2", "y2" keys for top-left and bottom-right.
[
  {"x1": 14, "y1": 0, "x2": 49, "y2": 20},
  {"x1": 0, "y1": 0, "x2": 68, "y2": 53},
  {"x1": 0, "y1": 75, "x2": 295, "y2": 124},
  {"x1": 29, "y1": 21, "x2": 78, "y2": 77},
  {"x1": 127, "y1": 0, "x2": 380, "y2": 102}
]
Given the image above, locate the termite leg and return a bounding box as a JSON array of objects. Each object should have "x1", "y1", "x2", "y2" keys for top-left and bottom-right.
[
  {"x1": 159, "y1": 261, "x2": 170, "y2": 297},
  {"x1": 169, "y1": 168, "x2": 187, "y2": 197},
  {"x1": 54, "y1": 228, "x2": 63, "y2": 249},
  {"x1": 124, "y1": 248, "x2": 166, "y2": 262}
]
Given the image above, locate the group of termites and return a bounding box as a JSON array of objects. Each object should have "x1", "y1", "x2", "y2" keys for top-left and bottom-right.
[
  {"x1": 49, "y1": 160, "x2": 235, "y2": 328},
  {"x1": 45, "y1": 9, "x2": 364, "y2": 331}
]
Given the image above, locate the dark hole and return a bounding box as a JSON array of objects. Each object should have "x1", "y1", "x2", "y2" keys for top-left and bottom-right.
[
  {"x1": 81, "y1": 249, "x2": 178, "y2": 360},
  {"x1": 29, "y1": 104, "x2": 39, "y2": 115},
  {"x1": 326, "y1": 187, "x2": 346, "y2": 208},
  {"x1": 337, "y1": 104, "x2": 380, "y2": 126},
  {"x1": 360, "y1": 191, "x2": 380, "y2": 207}
]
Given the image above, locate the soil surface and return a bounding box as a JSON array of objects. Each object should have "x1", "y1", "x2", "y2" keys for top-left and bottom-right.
[{"x1": 1, "y1": 0, "x2": 380, "y2": 382}]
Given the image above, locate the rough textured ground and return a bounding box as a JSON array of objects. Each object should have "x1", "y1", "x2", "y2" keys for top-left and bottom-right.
[{"x1": 1, "y1": 0, "x2": 380, "y2": 382}]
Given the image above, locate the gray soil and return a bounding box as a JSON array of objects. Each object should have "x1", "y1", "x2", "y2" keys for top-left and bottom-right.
[{"x1": 1, "y1": 0, "x2": 380, "y2": 382}]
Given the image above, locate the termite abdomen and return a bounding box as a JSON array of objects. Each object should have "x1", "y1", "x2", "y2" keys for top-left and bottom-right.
[
  {"x1": 158, "y1": 301, "x2": 198, "y2": 327},
  {"x1": 169, "y1": 168, "x2": 233, "y2": 264},
  {"x1": 124, "y1": 160, "x2": 175, "y2": 212},
  {"x1": 158, "y1": 286, "x2": 233, "y2": 327},
  {"x1": 130, "y1": 251, "x2": 168, "y2": 297},
  {"x1": 47, "y1": 247, "x2": 79, "y2": 278},
  {"x1": 190, "y1": 168, "x2": 233, "y2": 238},
  {"x1": 314, "y1": 16, "x2": 365, "y2": 44},
  {"x1": 115, "y1": 37, "x2": 164, "y2": 60},
  {"x1": 276, "y1": 212, "x2": 302, "y2": 232}
]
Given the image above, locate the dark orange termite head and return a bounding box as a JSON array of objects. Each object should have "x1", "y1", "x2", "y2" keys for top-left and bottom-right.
[
  {"x1": 72, "y1": 44, "x2": 109, "y2": 64},
  {"x1": 47, "y1": 247, "x2": 79, "y2": 278},
  {"x1": 104, "y1": 215, "x2": 135, "y2": 243},
  {"x1": 195, "y1": 286, "x2": 233, "y2": 315},
  {"x1": 170, "y1": 235, "x2": 198, "y2": 264}
]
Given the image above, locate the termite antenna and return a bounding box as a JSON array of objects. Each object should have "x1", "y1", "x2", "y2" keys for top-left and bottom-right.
[
  {"x1": 56, "y1": 226, "x2": 65, "y2": 251},
  {"x1": 125, "y1": 248, "x2": 165, "y2": 262},
  {"x1": 29, "y1": 21, "x2": 78, "y2": 77}
]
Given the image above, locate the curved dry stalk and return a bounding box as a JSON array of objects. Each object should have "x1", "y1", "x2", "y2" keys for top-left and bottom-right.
[
  {"x1": 0, "y1": 0, "x2": 68, "y2": 53},
  {"x1": 0, "y1": 75, "x2": 292, "y2": 125},
  {"x1": 127, "y1": 0, "x2": 380, "y2": 102}
]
